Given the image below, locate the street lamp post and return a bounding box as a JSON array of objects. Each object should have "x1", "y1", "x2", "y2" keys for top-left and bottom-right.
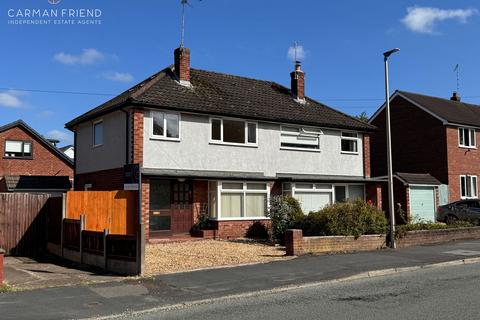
[{"x1": 383, "y1": 48, "x2": 400, "y2": 249}]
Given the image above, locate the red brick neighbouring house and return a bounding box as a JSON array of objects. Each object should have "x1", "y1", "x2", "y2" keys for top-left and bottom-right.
[
  {"x1": 0, "y1": 120, "x2": 73, "y2": 193},
  {"x1": 66, "y1": 46, "x2": 384, "y2": 241},
  {"x1": 370, "y1": 90, "x2": 480, "y2": 222}
]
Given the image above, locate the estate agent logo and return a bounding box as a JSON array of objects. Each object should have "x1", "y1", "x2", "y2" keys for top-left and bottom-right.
[{"x1": 7, "y1": 0, "x2": 103, "y2": 26}]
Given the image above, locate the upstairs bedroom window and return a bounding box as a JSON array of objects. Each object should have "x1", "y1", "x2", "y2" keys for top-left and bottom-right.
[
  {"x1": 210, "y1": 118, "x2": 257, "y2": 146},
  {"x1": 4, "y1": 140, "x2": 32, "y2": 159},
  {"x1": 459, "y1": 127, "x2": 476, "y2": 148},
  {"x1": 460, "y1": 175, "x2": 478, "y2": 199},
  {"x1": 341, "y1": 132, "x2": 359, "y2": 154},
  {"x1": 152, "y1": 111, "x2": 180, "y2": 140},
  {"x1": 280, "y1": 126, "x2": 322, "y2": 151},
  {"x1": 93, "y1": 120, "x2": 103, "y2": 147}
]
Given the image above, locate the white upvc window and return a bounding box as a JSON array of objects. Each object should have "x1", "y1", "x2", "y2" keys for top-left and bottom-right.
[
  {"x1": 4, "y1": 140, "x2": 32, "y2": 158},
  {"x1": 459, "y1": 127, "x2": 476, "y2": 148},
  {"x1": 208, "y1": 181, "x2": 270, "y2": 220},
  {"x1": 282, "y1": 182, "x2": 365, "y2": 214},
  {"x1": 92, "y1": 120, "x2": 103, "y2": 147},
  {"x1": 280, "y1": 126, "x2": 322, "y2": 151},
  {"x1": 151, "y1": 111, "x2": 180, "y2": 140},
  {"x1": 210, "y1": 118, "x2": 257, "y2": 146},
  {"x1": 341, "y1": 132, "x2": 359, "y2": 154},
  {"x1": 460, "y1": 175, "x2": 478, "y2": 199}
]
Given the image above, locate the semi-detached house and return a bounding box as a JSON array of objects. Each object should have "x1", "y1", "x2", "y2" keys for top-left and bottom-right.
[{"x1": 66, "y1": 46, "x2": 383, "y2": 240}]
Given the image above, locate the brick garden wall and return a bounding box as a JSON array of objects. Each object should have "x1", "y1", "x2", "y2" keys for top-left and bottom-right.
[
  {"x1": 212, "y1": 220, "x2": 271, "y2": 239},
  {"x1": 286, "y1": 227, "x2": 480, "y2": 256}
]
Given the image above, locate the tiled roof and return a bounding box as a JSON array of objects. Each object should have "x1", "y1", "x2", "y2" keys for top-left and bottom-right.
[
  {"x1": 397, "y1": 91, "x2": 480, "y2": 127},
  {"x1": 396, "y1": 172, "x2": 441, "y2": 186},
  {"x1": 66, "y1": 67, "x2": 375, "y2": 131},
  {"x1": 4, "y1": 175, "x2": 72, "y2": 192}
]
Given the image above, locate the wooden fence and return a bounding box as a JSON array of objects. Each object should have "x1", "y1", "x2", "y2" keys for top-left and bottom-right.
[
  {"x1": 0, "y1": 193, "x2": 62, "y2": 256},
  {"x1": 65, "y1": 191, "x2": 137, "y2": 235}
]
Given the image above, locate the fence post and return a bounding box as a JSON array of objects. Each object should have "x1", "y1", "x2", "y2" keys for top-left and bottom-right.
[
  {"x1": 104, "y1": 229, "x2": 109, "y2": 272},
  {"x1": 79, "y1": 215, "x2": 85, "y2": 264},
  {"x1": 60, "y1": 193, "x2": 66, "y2": 258}
]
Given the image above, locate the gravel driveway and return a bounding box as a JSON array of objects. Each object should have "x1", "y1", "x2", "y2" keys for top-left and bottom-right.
[{"x1": 144, "y1": 240, "x2": 288, "y2": 276}]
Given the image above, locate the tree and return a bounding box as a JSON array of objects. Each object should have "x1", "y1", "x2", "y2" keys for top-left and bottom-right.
[{"x1": 355, "y1": 111, "x2": 369, "y2": 123}]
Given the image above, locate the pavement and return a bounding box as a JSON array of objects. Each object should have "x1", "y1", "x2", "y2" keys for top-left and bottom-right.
[
  {"x1": 2, "y1": 240, "x2": 480, "y2": 319},
  {"x1": 3, "y1": 255, "x2": 123, "y2": 290}
]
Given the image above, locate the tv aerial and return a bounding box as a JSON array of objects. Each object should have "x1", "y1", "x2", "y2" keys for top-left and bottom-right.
[{"x1": 180, "y1": 0, "x2": 202, "y2": 48}]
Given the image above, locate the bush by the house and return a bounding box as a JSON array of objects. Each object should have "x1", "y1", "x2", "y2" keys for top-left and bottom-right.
[
  {"x1": 190, "y1": 212, "x2": 213, "y2": 235},
  {"x1": 267, "y1": 196, "x2": 303, "y2": 243},
  {"x1": 302, "y1": 199, "x2": 388, "y2": 238}
]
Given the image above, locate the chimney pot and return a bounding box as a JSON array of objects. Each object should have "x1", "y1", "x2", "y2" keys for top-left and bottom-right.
[
  {"x1": 450, "y1": 91, "x2": 461, "y2": 102},
  {"x1": 291, "y1": 62, "x2": 305, "y2": 101},
  {"x1": 174, "y1": 47, "x2": 191, "y2": 84}
]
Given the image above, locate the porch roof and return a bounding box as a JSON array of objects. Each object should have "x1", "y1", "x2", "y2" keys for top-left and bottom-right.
[
  {"x1": 276, "y1": 173, "x2": 386, "y2": 183},
  {"x1": 141, "y1": 168, "x2": 273, "y2": 180}
]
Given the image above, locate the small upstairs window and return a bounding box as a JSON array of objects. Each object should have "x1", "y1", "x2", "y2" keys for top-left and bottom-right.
[
  {"x1": 152, "y1": 111, "x2": 180, "y2": 140},
  {"x1": 93, "y1": 120, "x2": 103, "y2": 147},
  {"x1": 341, "y1": 132, "x2": 359, "y2": 153},
  {"x1": 461, "y1": 175, "x2": 478, "y2": 199},
  {"x1": 459, "y1": 127, "x2": 476, "y2": 148},
  {"x1": 4, "y1": 140, "x2": 32, "y2": 159}
]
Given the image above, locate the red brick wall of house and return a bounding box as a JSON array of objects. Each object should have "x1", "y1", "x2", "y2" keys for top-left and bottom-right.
[
  {"x1": 212, "y1": 220, "x2": 271, "y2": 239},
  {"x1": 370, "y1": 96, "x2": 448, "y2": 184},
  {"x1": 74, "y1": 167, "x2": 124, "y2": 190},
  {"x1": 445, "y1": 126, "x2": 480, "y2": 201},
  {"x1": 192, "y1": 180, "x2": 208, "y2": 224},
  {"x1": 141, "y1": 176, "x2": 150, "y2": 240},
  {"x1": 363, "y1": 133, "x2": 371, "y2": 178},
  {"x1": 132, "y1": 109, "x2": 144, "y2": 165},
  {"x1": 365, "y1": 182, "x2": 383, "y2": 209},
  {"x1": 0, "y1": 126, "x2": 73, "y2": 178}
]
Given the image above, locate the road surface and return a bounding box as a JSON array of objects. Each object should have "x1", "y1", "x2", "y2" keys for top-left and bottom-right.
[{"x1": 124, "y1": 263, "x2": 480, "y2": 320}]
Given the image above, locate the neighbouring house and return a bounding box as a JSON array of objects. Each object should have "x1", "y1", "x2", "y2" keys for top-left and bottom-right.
[
  {"x1": 65, "y1": 46, "x2": 384, "y2": 240},
  {"x1": 369, "y1": 90, "x2": 480, "y2": 222},
  {"x1": 0, "y1": 120, "x2": 73, "y2": 194},
  {"x1": 59, "y1": 145, "x2": 74, "y2": 160}
]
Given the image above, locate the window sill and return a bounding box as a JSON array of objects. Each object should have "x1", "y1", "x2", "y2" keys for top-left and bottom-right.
[
  {"x1": 92, "y1": 144, "x2": 103, "y2": 149},
  {"x1": 150, "y1": 136, "x2": 181, "y2": 142},
  {"x1": 340, "y1": 151, "x2": 359, "y2": 155},
  {"x1": 280, "y1": 147, "x2": 320, "y2": 153},
  {"x1": 458, "y1": 145, "x2": 477, "y2": 149},
  {"x1": 3, "y1": 156, "x2": 33, "y2": 160},
  {"x1": 209, "y1": 217, "x2": 270, "y2": 221},
  {"x1": 209, "y1": 141, "x2": 258, "y2": 148}
]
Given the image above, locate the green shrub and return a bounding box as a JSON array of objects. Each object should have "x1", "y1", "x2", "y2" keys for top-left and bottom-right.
[
  {"x1": 306, "y1": 199, "x2": 388, "y2": 237},
  {"x1": 267, "y1": 195, "x2": 304, "y2": 243},
  {"x1": 190, "y1": 212, "x2": 213, "y2": 235}
]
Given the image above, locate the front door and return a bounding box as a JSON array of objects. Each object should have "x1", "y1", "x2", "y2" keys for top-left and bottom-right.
[{"x1": 149, "y1": 179, "x2": 193, "y2": 236}]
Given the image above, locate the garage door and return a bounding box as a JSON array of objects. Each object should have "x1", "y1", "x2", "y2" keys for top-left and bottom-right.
[{"x1": 409, "y1": 186, "x2": 436, "y2": 222}]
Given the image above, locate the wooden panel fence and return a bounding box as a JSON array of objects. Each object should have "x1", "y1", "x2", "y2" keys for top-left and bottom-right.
[
  {"x1": 65, "y1": 191, "x2": 137, "y2": 235},
  {"x1": 0, "y1": 193, "x2": 62, "y2": 256}
]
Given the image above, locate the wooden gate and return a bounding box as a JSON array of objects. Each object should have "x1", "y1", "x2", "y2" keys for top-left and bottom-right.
[{"x1": 0, "y1": 193, "x2": 62, "y2": 256}]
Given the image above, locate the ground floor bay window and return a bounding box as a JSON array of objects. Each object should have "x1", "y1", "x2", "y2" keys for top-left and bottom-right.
[
  {"x1": 283, "y1": 182, "x2": 365, "y2": 214},
  {"x1": 208, "y1": 181, "x2": 270, "y2": 219}
]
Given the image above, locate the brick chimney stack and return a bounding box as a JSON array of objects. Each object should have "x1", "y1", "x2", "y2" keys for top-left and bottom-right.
[
  {"x1": 174, "y1": 47, "x2": 191, "y2": 85},
  {"x1": 290, "y1": 61, "x2": 305, "y2": 102},
  {"x1": 450, "y1": 91, "x2": 461, "y2": 102}
]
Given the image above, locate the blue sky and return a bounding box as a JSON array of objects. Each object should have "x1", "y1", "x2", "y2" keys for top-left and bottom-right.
[{"x1": 1, "y1": 0, "x2": 479, "y2": 145}]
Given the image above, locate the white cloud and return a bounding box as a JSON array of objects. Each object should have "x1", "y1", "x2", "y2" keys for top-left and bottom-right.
[
  {"x1": 287, "y1": 45, "x2": 306, "y2": 62},
  {"x1": 0, "y1": 90, "x2": 25, "y2": 108},
  {"x1": 402, "y1": 6, "x2": 478, "y2": 33},
  {"x1": 102, "y1": 72, "x2": 134, "y2": 83},
  {"x1": 39, "y1": 110, "x2": 54, "y2": 118},
  {"x1": 54, "y1": 48, "x2": 105, "y2": 65},
  {"x1": 47, "y1": 129, "x2": 73, "y2": 144}
]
